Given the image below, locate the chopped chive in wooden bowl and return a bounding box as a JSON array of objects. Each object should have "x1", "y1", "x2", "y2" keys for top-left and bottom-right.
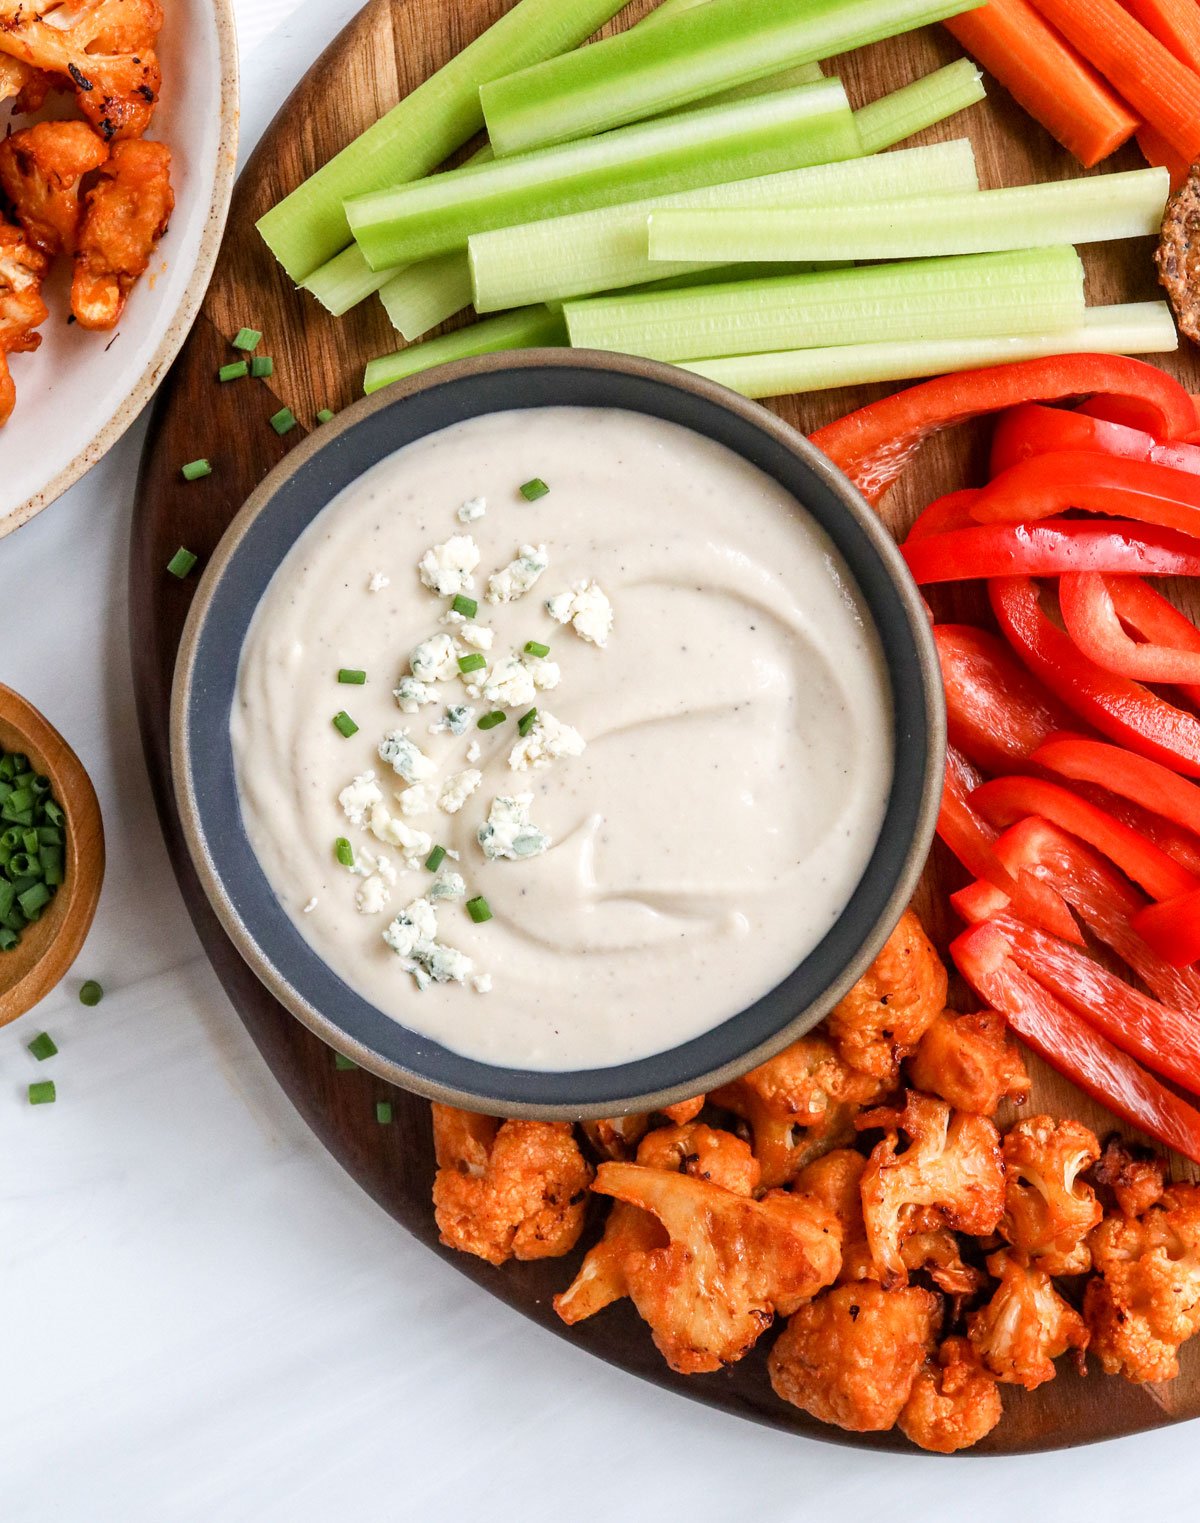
[{"x1": 0, "y1": 744, "x2": 68, "y2": 953}]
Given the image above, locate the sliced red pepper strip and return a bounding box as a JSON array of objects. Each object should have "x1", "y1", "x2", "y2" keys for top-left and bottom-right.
[
  {"x1": 971, "y1": 774, "x2": 1198, "y2": 901},
  {"x1": 992, "y1": 402, "x2": 1200, "y2": 477},
  {"x1": 1132, "y1": 890, "x2": 1200, "y2": 968},
  {"x1": 1105, "y1": 576, "x2": 1200, "y2": 709},
  {"x1": 1077, "y1": 394, "x2": 1187, "y2": 435},
  {"x1": 1059, "y1": 572, "x2": 1200, "y2": 684},
  {"x1": 903, "y1": 520, "x2": 1200, "y2": 585},
  {"x1": 988, "y1": 911, "x2": 1200, "y2": 1095},
  {"x1": 951, "y1": 922, "x2": 1200, "y2": 1163},
  {"x1": 810, "y1": 356, "x2": 1196, "y2": 505},
  {"x1": 990, "y1": 576, "x2": 1200, "y2": 778},
  {"x1": 904, "y1": 488, "x2": 982, "y2": 543},
  {"x1": 971, "y1": 451, "x2": 1200, "y2": 537}
]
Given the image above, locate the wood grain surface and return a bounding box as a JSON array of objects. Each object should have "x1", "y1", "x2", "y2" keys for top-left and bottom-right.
[{"x1": 130, "y1": 0, "x2": 1200, "y2": 1453}]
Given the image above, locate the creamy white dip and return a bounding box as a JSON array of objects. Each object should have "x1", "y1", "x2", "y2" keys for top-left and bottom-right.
[{"x1": 232, "y1": 407, "x2": 893, "y2": 1071}]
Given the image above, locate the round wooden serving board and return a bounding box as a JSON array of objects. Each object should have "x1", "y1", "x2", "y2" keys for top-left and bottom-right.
[{"x1": 131, "y1": 0, "x2": 1200, "y2": 1454}]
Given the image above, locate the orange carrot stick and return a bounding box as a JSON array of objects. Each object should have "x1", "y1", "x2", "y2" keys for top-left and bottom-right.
[
  {"x1": 945, "y1": 0, "x2": 1139, "y2": 166},
  {"x1": 1137, "y1": 123, "x2": 1192, "y2": 189},
  {"x1": 1032, "y1": 0, "x2": 1200, "y2": 162},
  {"x1": 1124, "y1": 0, "x2": 1200, "y2": 73}
]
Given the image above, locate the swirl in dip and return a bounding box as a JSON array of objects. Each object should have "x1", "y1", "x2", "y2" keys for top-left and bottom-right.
[{"x1": 231, "y1": 406, "x2": 893, "y2": 1071}]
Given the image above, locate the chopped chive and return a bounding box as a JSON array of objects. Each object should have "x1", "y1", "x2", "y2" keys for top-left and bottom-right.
[
  {"x1": 518, "y1": 708, "x2": 538, "y2": 737},
  {"x1": 337, "y1": 668, "x2": 367, "y2": 685},
  {"x1": 376, "y1": 1099, "x2": 394, "y2": 1124},
  {"x1": 79, "y1": 979, "x2": 103, "y2": 1007},
  {"x1": 218, "y1": 360, "x2": 249, "y2": 382},
  {"x1": 523, "y1": 640, "x2": 550, "y2": 658},
  {"x1": 28, "y1": 1080, "x2": 56, "y2": 1105},
  {"x1": 232, "y1": 326, "x2": 262, "y2": 352},
  {"x1": 28, "y1": 1031, "x2": 57, "y2": 1061},
  {"x1": 457, "y1": 653, "x2": 486, "y2": 674},
  {"x1": 477, "y1": 711, "x2": 506, "y2": 731},
  {"x1": 332, "y1": 711, "x2": 359, "y2": 738},
  {"x1": 316, "y1": 408, "x2": 335, "y2": 424},
  {"x1": 335, "y1": 837, "x2": 355, "y2": 867},
  {"x1": 519, "y1": 477, "x2": 549, "y2": 501},
  {"x1": 425, "y1": 845, "x2": 447, "y2": 872},
  {"x1": 0, "y1": 927, "x2": 16, "y2": 951},
  {"x1": 167, "y1": 547, "x2": 198, "y2": 579},
  {"x1": 270, "y1": 406, "x2": 298, "y2": 436},
  {"x1": 466, "y1": 896, "x2": 493, "y2": 924},
  {"x1": 181, "y1": 459, "x2": 212, "y2": 482},
  {"x1": 250, "y1": 355, "x2": 274, "y2": 378},
  {"x1": 334, "y1": 1052, "x2": 357, "y2": 1071},
  {"x1": 451, "y1": 594, "x2": 478, "y2": 618},
  {"x1": 18, "y1": 882, "x2": 50, "y2": 917}
]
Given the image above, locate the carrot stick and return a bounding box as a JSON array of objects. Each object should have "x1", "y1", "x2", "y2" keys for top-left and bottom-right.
[
  {"x1": 1137, "y1": 123, "x2": 1192, "y2": 188},
  {"x1": 1032, "y1": 0, "x2": 1200, "y2": 162},
  {"x1": 945, "y1": 0, "x2": 1138, "y2": 166},
  {"x1": 1124, "y1": 0, "x2": 1200, "y2": 73}
]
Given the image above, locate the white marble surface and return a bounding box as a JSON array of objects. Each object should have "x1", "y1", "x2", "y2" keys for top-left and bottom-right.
[{"x1": 3, "y1": 4, "x2": 1199, "y2": 1517}]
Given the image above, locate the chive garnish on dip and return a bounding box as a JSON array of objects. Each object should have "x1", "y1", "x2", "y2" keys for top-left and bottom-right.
[
  {"x1": 425, "y1": 845, "x2": 447, "y2": 872},
  {"x1": 477, "y1": 711, "x2": 506, "y2": 730},
  {"x1": 519, "y1": 478, "x2": 549, "y2": 501},
  {"x1": 79, "y1": 980, "x2": 103, "y2": 1006},
  {"x1": 232, "y1": 327, "x2": 262, "y2": 352},
  {"x1": 181, "y1": 459, "x2": 212, "y2": 481},
  {"x1": 167, "y1": 548, "x2": 198, "y2": 579},
  {"x1": 337, "y1": 669, "x2": 367, "y2": 685},
  {"x1": 518, "y1": 708, "x2": 538, "y2": 736},
  {"x1": 335, "y1": 837, "x2": 355, "y2": 867},
  {"x1": 332, "y1": 711, "x2": 359, "y2": 738},
  {"x1": 523, "y1": 640, "x2": 550, "y2": 658},
  {"x1": 458, "y1": 653, "x2": 486, "y2": 674},
  {"x1": 451, "y1": 594, "x2": 478, "y2": 618},
  {"x1": 466, "y1": 896, "x2": 493, "y2": 924}
]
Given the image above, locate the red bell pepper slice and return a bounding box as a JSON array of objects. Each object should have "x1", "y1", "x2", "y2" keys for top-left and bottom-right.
[
  {"x1": 990, "y1": 576, "x2": 1200, "y2": 778},
  {"x1": 951, "y1": 922, "x2": 1200, "y2": 1163},
  {"x1": 903, "y1": 520, "x2": 1200, "y2": 585},
  {"x1": 1104, "y1": 576, "x2": 1200, "y2": 709},
  {"x1": 1132, "y1": 890, "x2": 1200, "y2": 968},
  {"x1": 1059, "y1": 572, "x2": 1200, "y2": 684},
  {"x1": 991, "y1": 402, "x2": 1200, "y2": 477},
  {"x1": 810, "y1": 355, "x2": 1197, "y2": 505},
  {"x1": 905, "y1": 488, "x2": 982, "y2": 543},
  {"x1": 971, "y1": 451, "x2": 1200, "y2": 538},
  {"x1": 972, "y1": 775, "x2": 1198, "y2": 901}
]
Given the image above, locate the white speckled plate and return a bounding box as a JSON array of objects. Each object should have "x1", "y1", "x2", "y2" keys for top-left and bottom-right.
[{"x1": 1, "y1": 0, "x2": 239, "y2": 534}]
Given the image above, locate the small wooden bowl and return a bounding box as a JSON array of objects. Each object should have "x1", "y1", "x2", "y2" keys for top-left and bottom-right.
[{"x1": 0, "y1": 685, "x2": 104, "y2": 1025}]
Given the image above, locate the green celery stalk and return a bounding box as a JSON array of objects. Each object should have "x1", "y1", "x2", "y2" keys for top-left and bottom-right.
[
  {"x1": 480, "y1": 0, "x2": 985, "y2": 157},
  {"x1": 648, "y1": 168, "x2": 1171, "y2": 264},
  {"x1": 562, "y1": 246, "x2": 1085, "y2": 362},
  {"x1": 468, "y1": 138, "x2": 978, "y2": 313},
  {"x1": 301, "y1": 244, "x2": 393, "y2": 317},
  {"x1": 347, "y1": 80, "x2": 861, "y2": 270},
  {"x1": 675, "y1": 61, "x2": 825, "y2": 114},
  {"x1": 380, "y1": 250, "x2": 475, "y2": 341},
  {"x1": 257, "y1": 0, "x2": 633, "y2": 282},
  {"x1": 363, "y1": 307, "x2": 566, "y2": 394},
  {"x1": 681, "y1": 303, "x2": 1178, "y2": 399},
  {"x1": 854, "y1": 57, "x2": 985, "y2": 154}
]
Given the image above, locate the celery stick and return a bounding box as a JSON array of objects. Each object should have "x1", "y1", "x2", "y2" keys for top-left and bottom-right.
[
  {"x1": 257, "y1": 0, "x2": 633, "y2": 282},
  {"x1": 563, "y1": 247, "x2": 1085, "y2": 362},
  {"x1": 380, "y1": 251, "x2": 475, "y2": 341},
  {"x1": 468, "y1": 138, "x2": 978, "y2": 313},
  {"x1": 348, "y1": 80, "x2": 860, "y2": 270},
  {"x1": 648, "y1": 168, "x2": 1171, "y2": 264},
  {"x1": 480, "y1": 0, "x2": 984, "y2": 157},
  {"x1": 854, "y1": 57, "x2": 985, "y2": 154},
  {"x1": 681, "y1": 304, "x2": 1178, "y2": 399},
  {"x1": 363, "y1": 307, "x2": 566, "y2": 394},
  {"x1": 301, "y1": 244, "x2": 392, "y2": 317},
  {"x1": 679, "y1": 61, "x2": 825, "y2": 113}
]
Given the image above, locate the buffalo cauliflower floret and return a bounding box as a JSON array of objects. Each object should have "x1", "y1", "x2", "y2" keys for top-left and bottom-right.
[
  {"x1": 711, "y1": 1033, "x2": 885, "y2": 1189},
  {"x1": 769, "y1": 1281, "x2": 941, "y2": 1432},
  {"x1": 1085, "y1": 1183, "x2": 1200, "y2": 1382},
  {"x1": 431, "y1": 1106, "x2": 592, "y2": 1267},
  {"x1": 1000, "y1": 1115, "x2": 1102, "y2": 1275},
  {"x1": 967, "y1": 1250, "x2": 1088, "y2": 1390},
  {"x1": 907, "y1": 1009, "x2": 1030, "y2": 1117},
  {"x1": 71, "y1": 138, "x2": 173, "y2": 330},
  {"x1": 0, "y1": 220, "x2": 48, "y2": 427},
  {"x1": 579, "y1": 1098, "x2": 706, "y2": 1162},
  {"x1": 901, "y1": 1228, "x2": 988, "y2": 1301},
  {"x1": 897, "y1": 1336, "x2": 1003, "y2": 1454},
  {"x1": 858, "y1": 1091, "x2": 1005, "y2": 1286},
  {"x1": 0, "y1": 121, "x2": 109, "y2": 257},
  {"x1": 827, "y1": 909, "x2": 947, "y2": 1083},
  {"x1": 589, "y1": 1160, "x2": 841, "y2": 1373},
  {"x1": 1092, "y1": 1137, "x2": 1167, "y2": 1219}
]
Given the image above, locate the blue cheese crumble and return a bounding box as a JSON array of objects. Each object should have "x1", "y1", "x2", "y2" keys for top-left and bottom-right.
[
  {"x1": 418, "y1": 535, "x2": 480, "y2": 597},
  {"x1": 383, "y1": 898, "x2": 472, "y2": 989},
  {"x1": 545, "y1": 579, "x2": 613, "y2": 647},
  {"x1": 379, "y1": 729, "x2": 436, "y2": 783},
  {"x1": 508, "y1": 711, "x2": 586, "y2": 771},
  {"x1": 486, "y1": 544, "x2": 549, "y2": 604},
  {"x1": 477, "y1": 794, "x2": 551, "y2": 861}
]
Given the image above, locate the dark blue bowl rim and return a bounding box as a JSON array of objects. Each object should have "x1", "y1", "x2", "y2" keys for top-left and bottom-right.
[{"x1": 171, "y1": 349, "x2": 945, "y2": 1119}]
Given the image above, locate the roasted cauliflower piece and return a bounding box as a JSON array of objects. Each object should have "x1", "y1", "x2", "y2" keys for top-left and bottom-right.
[
  {"x1": 769, "y1": 1280, "x2": 941, "y2": 1432},
  {"x1": 794, "y1": 1149, "x2": 878, "y2": 1282},
  {"x1": 0, "y1": 220, "x2": 49, "y2": 427},
  {"x1": 591, "y1": 1161, "x2": 841, "y2": 1373},
  {"x1": 660, "y1": 1095, "x2": 705, "y2": 1126},
  {"x1": 1092, "y1": 1137, "x2": 1166, "y2": 1219},
  {"x1": 431, "y1": 1105, "x2": 592, "y2": 1268},
  {"x1": 907, "y1": 1010, "x2": 1030, "y2": 1117},
  {"x1": 555, "y1": 1122, "x2": 757, "y2": 1326},
  {"x1": 900, "y1": 1228, "x2": 988, "y2": 1301},
  {"x1": 859, "y1": 1091, "x2": 1005, "y2": 1286},
  {"x1": 827, "y1": 909, "x2": 947, "y2": 1083},
  {"x1": 581, "y1": 1095, "x2": 705, "y2": 1160},
  {"x1": 897, "y1": 1336, "x2": 1003, "y2": 1454},
  {"x1": 1000, "y1": 1115, "x2": 1102, "y2": 1275},
  {"x1": 0, "y1": 121, "x2": 109, "y2": 257},
  {"x1": 0, "y1": 51, "x2": 33, "y2": 102},
  {"x1": 1085, "y1": 1183, "x2": 1200, "y2": 1382},
  {"x1": 967, "y1": 1250, "x2": 1088, "y2": 1390},
  {"x1": 70, "y1": 138, "x2": 172, "y2": 329},
  {"x1": 0, "y1": 0, "x2": 163, "y2": 141},
  {"x1": 711, "y1": 1033, "x2": 884, "y2": 1188}
]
